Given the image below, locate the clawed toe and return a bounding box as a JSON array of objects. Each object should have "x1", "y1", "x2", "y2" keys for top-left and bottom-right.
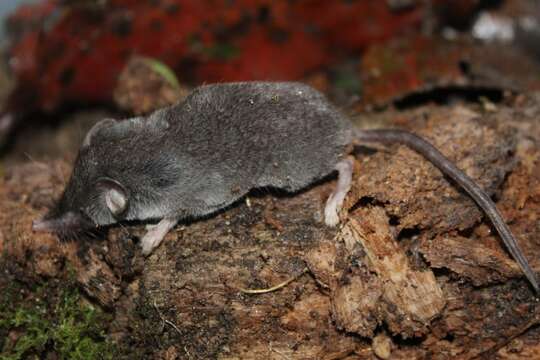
[{"x1": 324, "y1": 208, "x2": 340, "y2": 227}]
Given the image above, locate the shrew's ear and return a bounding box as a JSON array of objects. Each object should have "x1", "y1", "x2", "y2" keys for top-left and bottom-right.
[
  {"x1": 97, "y1": 178, "x2": 128, "y2": 216},
  {"x1": 83, "y1": 118, "x2": 116, "y2": 148}
]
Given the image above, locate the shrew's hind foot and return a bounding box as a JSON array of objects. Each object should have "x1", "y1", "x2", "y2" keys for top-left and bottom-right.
[{"x1": 324, "y1": 157, "x2": 354, "y2": 227}]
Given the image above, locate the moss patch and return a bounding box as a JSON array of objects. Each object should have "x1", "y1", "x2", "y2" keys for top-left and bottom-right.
[{"x1": 0, "y1": 278, "x2": 115, "y2": 360}]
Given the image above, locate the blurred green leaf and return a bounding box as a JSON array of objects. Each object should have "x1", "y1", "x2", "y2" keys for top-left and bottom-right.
[{"x1": 140, "y1": 57, "x2": 180, "y2": 89}]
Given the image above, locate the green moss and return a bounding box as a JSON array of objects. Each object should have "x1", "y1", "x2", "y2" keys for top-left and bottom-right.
[
  {"x1": 0, "y1": 281, "x2": 114, "y2": 360},
  {"x1": 204, "y1": 43, "x2": 240, "y2": 60},
  {"x1": 187, "y1": 34, "x2": 240, "y2": 60},
  {"x1": 333, "y1": 67, "x2": 362, "y2": 95}
]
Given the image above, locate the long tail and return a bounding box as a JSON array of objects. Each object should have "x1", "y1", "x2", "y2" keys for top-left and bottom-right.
[{"x1": 355, "y1": 128, "x2": 539, "y2": 294}]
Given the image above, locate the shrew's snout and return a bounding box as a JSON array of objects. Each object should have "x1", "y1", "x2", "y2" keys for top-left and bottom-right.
[
  {"x1": 32, "y1": 218, "x2": 57, "y2": 232},
  {"x1": 31, "y1": 211, "x2": 93, "y2": 234}
]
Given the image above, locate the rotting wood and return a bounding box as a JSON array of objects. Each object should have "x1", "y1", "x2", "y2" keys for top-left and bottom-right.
[
  {"x1": 339, "y1": 207, "x2": 445, "y2": 338},
  {"x1": 421, "y1": 235, "x2": 522, "y2": 286}
]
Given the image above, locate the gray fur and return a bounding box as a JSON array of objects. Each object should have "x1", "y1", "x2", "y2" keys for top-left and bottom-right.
[
  {"x1": 38, "y1": 81, "x2": 539, "y2": 292},
  {"x1": 52, "y1": 82, "x2": 353, "y2": 227}
]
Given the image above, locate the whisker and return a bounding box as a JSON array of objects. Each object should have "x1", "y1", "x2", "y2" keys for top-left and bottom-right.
[{"x1": 82, "y1": 229, "x2": 96, "y2": 239}]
